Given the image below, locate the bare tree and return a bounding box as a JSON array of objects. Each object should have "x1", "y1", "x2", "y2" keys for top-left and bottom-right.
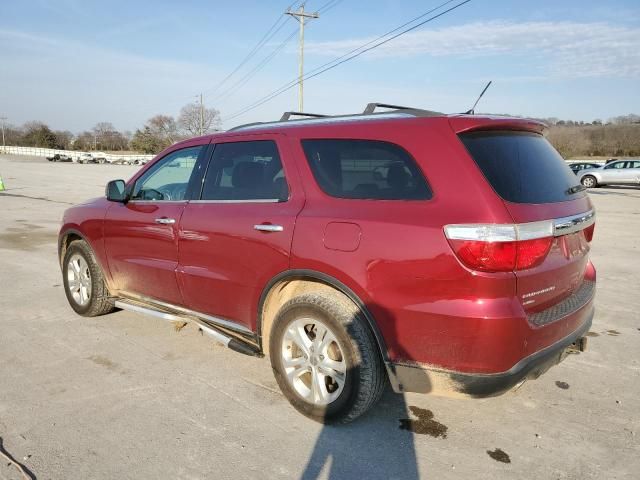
[
  {"x1": 54, "y1": 130, "x2": 74, "y2": 149},
  {"x1": 178, "y1": 102, "x2": 221, "y2": 136}
]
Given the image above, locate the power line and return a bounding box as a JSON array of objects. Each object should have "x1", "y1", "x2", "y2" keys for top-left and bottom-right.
[
  {"x1": 212, "y1": 0, "x2": 337, "y2": 106},
  {"x1": 224, "y1": 0, "x2": 472, "y2": 122},
  {"x1": 201, "y1": 1, "x2": 302, "y2": 98},
  {"x1": 212, "y1": 29, "x2": 299, "y2": 104},
  {"x1": 317, "y1": 0, "x2": 344, "y2": 14},
  {"x1": 226, "y1": 0, "x2": 460, "y2": 118}
]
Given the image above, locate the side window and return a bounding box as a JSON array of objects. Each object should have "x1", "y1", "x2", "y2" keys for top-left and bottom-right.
[
  {"x1": 630, "y1": 161, "x2": 640, "y2": 168},
  {"x1": 605, "y1": 161, "x2": 626, "y2": 169},
  {"x1": 201, "y1": 140, "x2": 288, "y2": 201},
  {"x1": 131, "y1": 146, "x2": 202, "y2": 201},
  {"x1": 301, "y1": 139, "x2": 432, "y2": 200}
]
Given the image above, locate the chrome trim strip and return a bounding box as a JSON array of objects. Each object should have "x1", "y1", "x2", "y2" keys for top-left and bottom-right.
[
  {"x1": 254, "y1": 224, "x2": 284, "y2": 232},
  {"x1": 119, "y1": 292, "x2": 253, "y2": 335},
  {"x1": 115, "y1": 299, "x2": 231, "y2": 346},
  {"x1": 553, "y1": 210, "x2": 595, "y2": 237},
  {"x1": 189, "y1": 199, "x2": 281, "y2": 204}
]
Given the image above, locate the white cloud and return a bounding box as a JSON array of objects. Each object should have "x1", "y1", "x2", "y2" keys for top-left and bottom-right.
[{"x1": 306, "y1": 21, "x2": 640, "y2": 79}]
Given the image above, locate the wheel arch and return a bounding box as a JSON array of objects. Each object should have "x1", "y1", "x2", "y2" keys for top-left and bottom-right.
[
  {"x1": 257, "y1": 269, "x2": 389, "y2": 362},
  {"x1": 58, "y1": 228, "x2": 87, "y2": 266}
]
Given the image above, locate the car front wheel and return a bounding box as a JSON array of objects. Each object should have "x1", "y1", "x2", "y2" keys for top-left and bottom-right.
[
  {"x1": 581, "y1": 175, "x2": 597, "y2": 188},
  {"x1": 270, "y1": 292, "x2": 386, "y2": 424},
  {"x1": 62, "y1": 240, "x2": 115, "y2": 317}
]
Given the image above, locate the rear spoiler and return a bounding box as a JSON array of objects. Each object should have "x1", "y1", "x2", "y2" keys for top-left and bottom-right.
[{"x1": 448, "y1": 116, "x2": 547, "y2": 135}]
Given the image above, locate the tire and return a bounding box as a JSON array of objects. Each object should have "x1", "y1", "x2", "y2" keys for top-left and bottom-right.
[
  {"x1": 270, "y1": 292, "x2": 386, "y2": 424},
  {"x1": 62, "y1": 240, "x2": 115, "y2": 317},
  {"x1": 581, "y1": 175, "x2": 597, "y2": 188}
]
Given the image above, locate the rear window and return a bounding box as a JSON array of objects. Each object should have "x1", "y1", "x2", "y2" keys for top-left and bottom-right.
[
  {"x1": 301, "y1": 139, "x2": 431, "y2": 200},
  {"x1": 460, "y1": 131, "x2": 585, "y2": 204}
]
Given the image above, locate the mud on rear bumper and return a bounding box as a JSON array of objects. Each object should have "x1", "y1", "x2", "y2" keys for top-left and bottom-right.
[{"x1": 386, "y1": 306, "x2": 593, "y2": 398}]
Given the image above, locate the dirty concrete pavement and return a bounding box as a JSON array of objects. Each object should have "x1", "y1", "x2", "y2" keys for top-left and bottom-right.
[{"x1": 0, "y1": 154, "x2": 638, "y2": 479}]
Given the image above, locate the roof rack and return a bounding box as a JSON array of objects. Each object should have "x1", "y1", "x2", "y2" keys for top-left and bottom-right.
[
  {"x1": 228, "y1": 102, "x2": 444, "y2": 132},
  {"x1": 280, "y1": 111, "x2": 329, "y2": 121},
  {"x1": 363, "y1": 103, "x2": 413, "y2": 114}
]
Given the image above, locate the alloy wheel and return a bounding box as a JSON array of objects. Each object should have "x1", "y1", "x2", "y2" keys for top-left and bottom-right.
[
  {"x1": 281, "y1": 318, "x2": 347, "y2": 406},
  {"x1": 67, "y1": 254, "x2": 92, "y2": 306}
]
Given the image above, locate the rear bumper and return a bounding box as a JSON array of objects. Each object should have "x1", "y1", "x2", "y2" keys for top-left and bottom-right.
[{"x1": 386, "y1": 305, "x2": 593, "y2": 397}]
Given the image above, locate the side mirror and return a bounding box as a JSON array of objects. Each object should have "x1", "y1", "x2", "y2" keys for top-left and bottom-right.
[{"x1": 106, "y1": 179, "x2": 127, "y2": 202}]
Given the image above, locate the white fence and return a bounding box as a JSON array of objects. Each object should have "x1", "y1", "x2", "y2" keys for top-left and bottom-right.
[{"x1": 0, "y1": 145, "x2": 154, "y2": 163}]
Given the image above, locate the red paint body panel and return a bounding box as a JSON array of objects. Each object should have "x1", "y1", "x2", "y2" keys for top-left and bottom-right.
[
  {"x1": 59, "y1": 114, "x2": 596, "y2": 377},
  {"x1": 103, "y1": 201, "x2": 186, "y2": 305},
  {"x1": 177, "y1": 134, "x2": 304, "y2": 331}
]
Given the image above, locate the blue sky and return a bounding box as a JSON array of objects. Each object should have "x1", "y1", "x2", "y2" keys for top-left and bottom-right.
[{"x1": 1, "y1": 0, "x2": 639, "y2": 132}]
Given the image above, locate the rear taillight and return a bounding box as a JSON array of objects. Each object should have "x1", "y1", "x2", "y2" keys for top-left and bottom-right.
[
  {"x1": 444, "y1": 221, "x2": 553, "y2": 272},
  {"x1": 583, "y1": 223, "x2": 595, "y2": 242}
]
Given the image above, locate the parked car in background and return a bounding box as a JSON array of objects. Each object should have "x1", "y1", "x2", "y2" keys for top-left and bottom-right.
[
  {"x1": 78, "y1": 152, "x2": 108, "y2": 164},
  {"x1": 58, "y1": 106, "x2": 596, "y2": 423},
  {"x1": 568, "y1": 162, "x2": 601, "y2": 174},
  {"x1": 47, "y1": 154, "x2": 73, "y2": 162},
  {"x1": 77, "y1": 153, "x2": 97, "y2": 164},
  {"x1": 578, "y1": 160, "x2": 640, "y2": 188}
]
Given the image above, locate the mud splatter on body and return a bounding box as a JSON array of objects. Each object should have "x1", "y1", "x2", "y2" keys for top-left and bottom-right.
[{"x1": 555, "y1": 381, "x2": 570, "y2": 390}]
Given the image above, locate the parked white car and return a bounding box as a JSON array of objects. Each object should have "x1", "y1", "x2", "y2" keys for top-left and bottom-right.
[{"x1": 578, "y1": 160, "x2": 640, "y2": 188}]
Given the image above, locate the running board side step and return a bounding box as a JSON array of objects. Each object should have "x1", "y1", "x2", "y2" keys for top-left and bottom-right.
[{"x1": 114, "y1": 299, "x2": 262, "y2": 357}]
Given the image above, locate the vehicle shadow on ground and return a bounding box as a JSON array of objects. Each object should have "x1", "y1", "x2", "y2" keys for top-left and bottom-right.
[{"x1": 300, "y1": 387, "x2": 420, "y2": 480}]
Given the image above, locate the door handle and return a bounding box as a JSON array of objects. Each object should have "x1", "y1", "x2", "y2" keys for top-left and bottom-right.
[
  {"x1": 254, "y1": 224, "x2": 283, "y2": 232},
  {"x1": 155, "y1": 217, "x2": 176, "y2": 224}
]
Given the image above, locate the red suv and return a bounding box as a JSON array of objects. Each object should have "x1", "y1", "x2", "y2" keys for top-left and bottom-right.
[{"x1": 58, "y1": 105, "x2": 596, "y2": 423}]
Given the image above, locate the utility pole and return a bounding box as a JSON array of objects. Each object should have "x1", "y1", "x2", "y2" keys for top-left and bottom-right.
[
  {"x1": 0, "y1": 117, "x2": 6, "y2": 154},
  {"x1": 196, "y1": 93, "x2": 204, "y2": 135},
  {"x1": 285, "y1": 4, "x2": 319, "y2": 112},
  {"x1": 200, "y1": 93, "x2": 204, "y2": 136}
]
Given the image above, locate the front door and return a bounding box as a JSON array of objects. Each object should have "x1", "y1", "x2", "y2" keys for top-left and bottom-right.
[
  {"x1": 104, "y1": 144, "x2": 205, "y2": 305},
  {"x1": 600, "y1": 160, "x2": 629, "y2": 184},
  {"x1": 177, "y1": 135, "x2": 304, "y2": 331}
]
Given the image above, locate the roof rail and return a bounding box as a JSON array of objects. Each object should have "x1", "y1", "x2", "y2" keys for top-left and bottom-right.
[
  {"x1": 280, "y1": 111, "x2": 330, "y2": 121},
  {"x1": 363, "y1": 102, "x2": 443, "y2": 117},
  {"x1": 363, "y1": 102, "x2": 415, "y2": 114},
  {"x1": 227, "y1": 121, "x2": 266, "y2": 132},
  {"x1": 228, "y1": 102, "x2": 445, "y2": 132}
]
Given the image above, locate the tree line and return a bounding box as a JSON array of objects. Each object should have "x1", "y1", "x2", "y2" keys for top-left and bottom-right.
[
  {"x1": 2, "y1": 102, "x2": 221, "y2": 154},
  {"x1": 2, "y1": 108, "x2": 638, "y2": 157}
]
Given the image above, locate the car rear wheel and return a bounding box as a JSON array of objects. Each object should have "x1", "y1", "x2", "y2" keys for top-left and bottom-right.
[
  {"x1": 270, "y1": 292, "x2": 386, "y2": 424},
  {"x1": 581, "y1": 175, "x2": 597, "y2": 188},
  {"x1": 62, "y1": 240, "x2": 115, "y2": 317}
]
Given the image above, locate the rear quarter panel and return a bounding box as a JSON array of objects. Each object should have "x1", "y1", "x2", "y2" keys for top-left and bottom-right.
[{"x1": 286, "y1": 118, "x2": 521, "y2": 368}]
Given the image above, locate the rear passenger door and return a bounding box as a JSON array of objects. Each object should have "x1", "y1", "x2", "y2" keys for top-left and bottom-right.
[
  {"x1": 628, "y1": 161, "x2": 640, "y2": 184},
  {"x1": 600, "y1": 161, "x2": 628, "y2": 184},
  {"x1": 176, "y1": 135, "x2": 304, "y2": 331}
]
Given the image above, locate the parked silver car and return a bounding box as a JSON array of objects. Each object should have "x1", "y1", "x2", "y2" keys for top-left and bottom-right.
[{"x1": 578, "y1": 160, "x2": 640, "y2": 188}]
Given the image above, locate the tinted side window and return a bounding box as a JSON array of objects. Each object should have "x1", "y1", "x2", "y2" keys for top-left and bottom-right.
[
  {"x1": 605, "y1": 161, "x2": 626, "y2": 169},
  {"x1": 301, "y1": 139, "x2": 431, "y2": 200},
  {"x1": 201, "y1": 140, "x2": 288, "y2": 201},
  {"x1": 460, "y1": 131, "x2": 584, "y2": 204},
  {"x1": 131, "y1": 146, "x2": 202, "y2": 201}
]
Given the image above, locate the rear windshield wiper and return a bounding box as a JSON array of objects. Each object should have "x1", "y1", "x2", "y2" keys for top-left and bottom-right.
[{"x1": 566, "y1": 184, "x2": 586, "y2": 195}]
